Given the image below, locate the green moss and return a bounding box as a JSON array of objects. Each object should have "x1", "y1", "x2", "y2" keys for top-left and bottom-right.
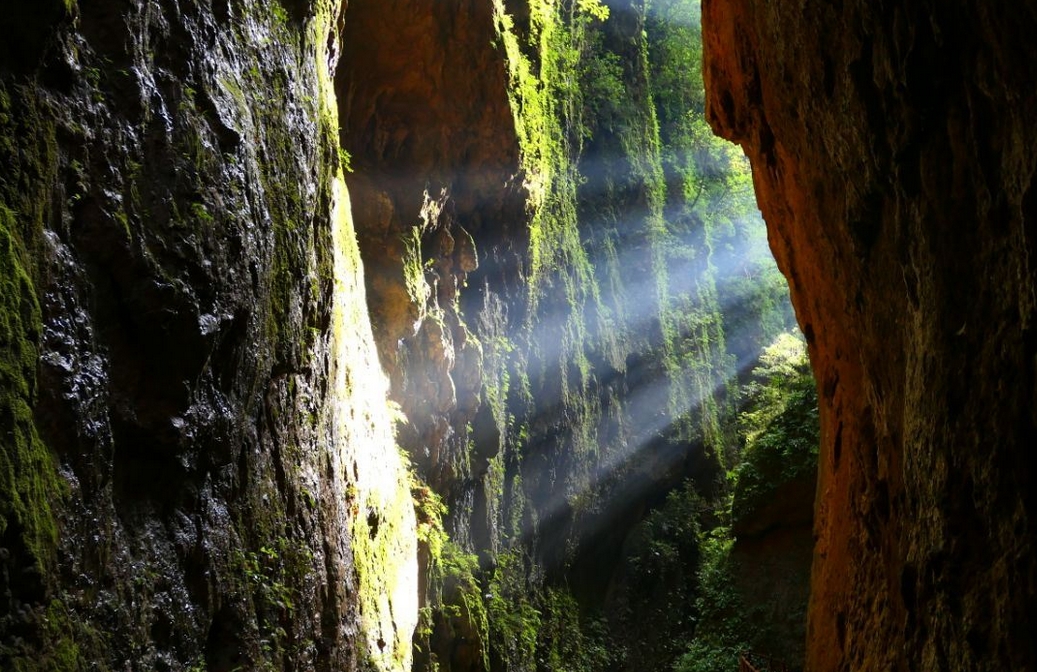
[
  {"x1": 402, "y1": 225, "x2": 432, "y2": 327},
  {"x1": 1, "y1": 599, "x2": 108, "y2": 672},
  {"x1": 0, "y1": 65, "x2": 126, "y2": 672},
  {"x1": 349, "y1": 468, "x2": 418, "y2": 670},
  {"x1": 493, "y1": 0, "x2": 615, "y2": 541},
  {"x1": 487, "y1": 549, "x2": 540, "y2": 671},
  {"x1": 0, "y1": 81, "x2": 62, "y2": 582}
]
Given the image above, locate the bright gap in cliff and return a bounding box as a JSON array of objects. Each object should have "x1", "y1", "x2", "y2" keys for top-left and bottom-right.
[{"x1": 335, "y1": 0, "x2": 814, "y2": 668}]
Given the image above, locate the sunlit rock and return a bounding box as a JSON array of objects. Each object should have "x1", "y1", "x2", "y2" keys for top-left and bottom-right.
[{"x1": 704, "y1": 1, "x2": 1037, "y2": 669}]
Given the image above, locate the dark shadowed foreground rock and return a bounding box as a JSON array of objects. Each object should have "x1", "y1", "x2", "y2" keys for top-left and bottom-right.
[
  {"x1": 0, "y1": 1, "x2": 415, "y2": 669},
  {"x1": 703, "y1": 1, "x2": 1037, "y2": 670}
]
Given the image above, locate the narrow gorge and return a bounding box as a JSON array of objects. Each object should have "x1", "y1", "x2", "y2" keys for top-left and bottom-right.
[{"x1": 1, "y1": 1, "x2": 1033, "y2": 671}]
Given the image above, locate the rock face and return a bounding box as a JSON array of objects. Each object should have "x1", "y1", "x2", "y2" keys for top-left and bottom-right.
[
  {"x1": 0, "y1": 1, "x2": 415, "y2": 669},
  {"x1": 1, "y1": 0, "x2": 831, "y2": 669},
  {"x1": 336, "y1": 0, "x2": 524, "y2": 498},
  {"x1": 703, "y1": 1, "x2": 1037, "y2": 670},
  {"x1": 730, "y1": 472, "x2": 814, "y2": 668},
  {"x1": 331, "y1": 1, "x2": 800, "y2": 670}
]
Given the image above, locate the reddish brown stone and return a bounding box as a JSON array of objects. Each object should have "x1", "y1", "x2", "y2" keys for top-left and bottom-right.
[
  {"x1": 703, "y1": 1, "x2": 1037, "y2": 670},
  {"x1": 336, "y1": 0, "x2": 524, "y2": 490}
]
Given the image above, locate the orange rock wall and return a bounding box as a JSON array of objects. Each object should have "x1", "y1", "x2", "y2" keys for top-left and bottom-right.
[
  {"x1": 336, "y1": 0, "x2": 524, "y2": 492},
  {"x1": 702, "y1": 1, "x2": 1037, "y2": 670}
]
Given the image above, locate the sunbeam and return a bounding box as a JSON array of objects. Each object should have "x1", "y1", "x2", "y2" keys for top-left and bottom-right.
[{"x1": 352, "y1": 0, "x2": 806, "y2": 668}]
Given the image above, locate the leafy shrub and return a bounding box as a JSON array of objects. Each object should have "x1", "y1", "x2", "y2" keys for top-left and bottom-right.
[
  {"x1": 538, "y1": 588, "x2": 616, "y2": 672},
  {"x1": 671, "y1": 530, "x2": 747, "y2": 672},
  {"x1": 488, "y1": 550, "x2": 541, "y2": 672},
  {"x1": 731, "y1": 332, "x2": 818, "y2": 524}
]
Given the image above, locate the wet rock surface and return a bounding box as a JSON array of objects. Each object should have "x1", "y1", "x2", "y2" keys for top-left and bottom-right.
[
  {"x1": 1, "y1": 1, "x2": 413, "y2": 669},
  {"x1": 703, "y1": 1, "x2": 1037, "y2": 670}
]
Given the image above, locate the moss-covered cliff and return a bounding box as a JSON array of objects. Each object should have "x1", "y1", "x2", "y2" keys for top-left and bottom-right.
[
  {"x1": 333, "y1": 0, "x2": 802, "y2": 670},
  {"x1": 1, "y1": 1, "x2": 415, "y2": 669},
  {"x1": 5, "y1": 0, "x2": 1031, "y2": 669}
]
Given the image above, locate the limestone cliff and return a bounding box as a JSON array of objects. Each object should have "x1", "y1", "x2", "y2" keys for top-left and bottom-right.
[
  {"x1": 0, "y1": 1, "x2": 415, "y2": 669},
  {"x1": 336, "y1": 0, "x2": 523, "y2": 516},
  {"x1": 1, "y1": 0, "x2": 815, "y2": 670},
  {"x1": 703, "y1": 1, "x2": 1037, "y2": 670}
]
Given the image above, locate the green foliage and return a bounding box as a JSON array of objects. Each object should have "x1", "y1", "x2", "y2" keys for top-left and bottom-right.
[
  {"x1": 672, "y1": 636, "x2": 744, "y2": 672},
  {"x1": 232, "y1": 536, "x2": 313, "y2": 668},
  {"x1": 614, "y1": 483, "x2": 707, "y2": 668},
  {"x1": 646, "y1": 0, "x2": 703, "y2": 129},
  {"x1": 538, "y1": 588, "x2": 616, "y2": 672},
  {"x1": 237, "y1": 538, "x2": 310, "y2": 615},
  {"x1": 270, "y1": 0, "x2": 289, "y2": 26},
  {"x1": 403, "y1": 225, "x2": 432, "y2": 326},
  {"x1": 576, "y1": 0, "x2": 610, "y2": 22},
  {"x1": 338, "y1": 146, "x2": 353, "y2": 173},
  {"x1": 671, "y1": 333, "x2": 817, "y2": 672},
  {"x1": 491, "y1": 0, "x2": 618, "y2": 590},
  {"x1": 488, "y1": 550, "x2": 541, "y2": 671},
  {"x1": 412, "y1": 478, "x2": 491, "y2": 671},
  {"x1": 732, "y1": 332, "x2": 818, "y2": 524},
  {"x1": 478, "y1": 1, "x2": 804, "y2": 670},
  {"x1": 738, "y1": 333, "x2": 813, "y2": 443},
  {"x1": 413, "y1": 479, "x2": 449, "y2": 568},
  {"x1": 627, "y1": 483, "x2": 703, "y2": 584},
  {"x1": 671, "y1": 530, "x2": 747, "y2": 672},
  {"x1": 439, "y1": 541, "x2": 491, "y2": 670},
  {"x1": 637, "y1": 0, "x2": 796, "y2": 472},
  {"x1": 580, "y1": 41, "x2": 626, "y2": 136}
]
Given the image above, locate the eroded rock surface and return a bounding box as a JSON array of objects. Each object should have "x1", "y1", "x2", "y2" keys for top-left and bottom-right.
[
  {"x1": 703, "y1": 1, "x2": 1037, "y2": 670},
  {"x1": 337, "y1": 0, "x2": 524, "y2": 496},
  {"x1": 0, "y1": 1, "x2": 415, "y2": 669}
]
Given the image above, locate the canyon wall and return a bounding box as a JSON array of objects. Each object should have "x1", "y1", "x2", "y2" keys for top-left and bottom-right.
[
  {"x1": 1, "y1": 0, "x2": 815, "y2": 670},
  {"x1": 0, "y1": 1, "x2": 415, "y2": 669},
  {"x1": 702, "y1": 1, "x2": 1037, "y2": 670}
]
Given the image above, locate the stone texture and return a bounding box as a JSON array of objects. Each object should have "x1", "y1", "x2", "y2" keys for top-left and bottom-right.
[
  {"x1": 731, "y1": 522, "x2": 812, "y2": 669},
  {"x1": 335, "y1": 2, "x2": 528, "y2": 668},
  {"x1": 337, "y1": 0, "x2": 525, "y2": 493},
  {"x1": 0, "y1": 1, "x2": 416, "y2": 669},
  {"x1": 703, "y1": 1, "x2": 1037, "y2": 670}
]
